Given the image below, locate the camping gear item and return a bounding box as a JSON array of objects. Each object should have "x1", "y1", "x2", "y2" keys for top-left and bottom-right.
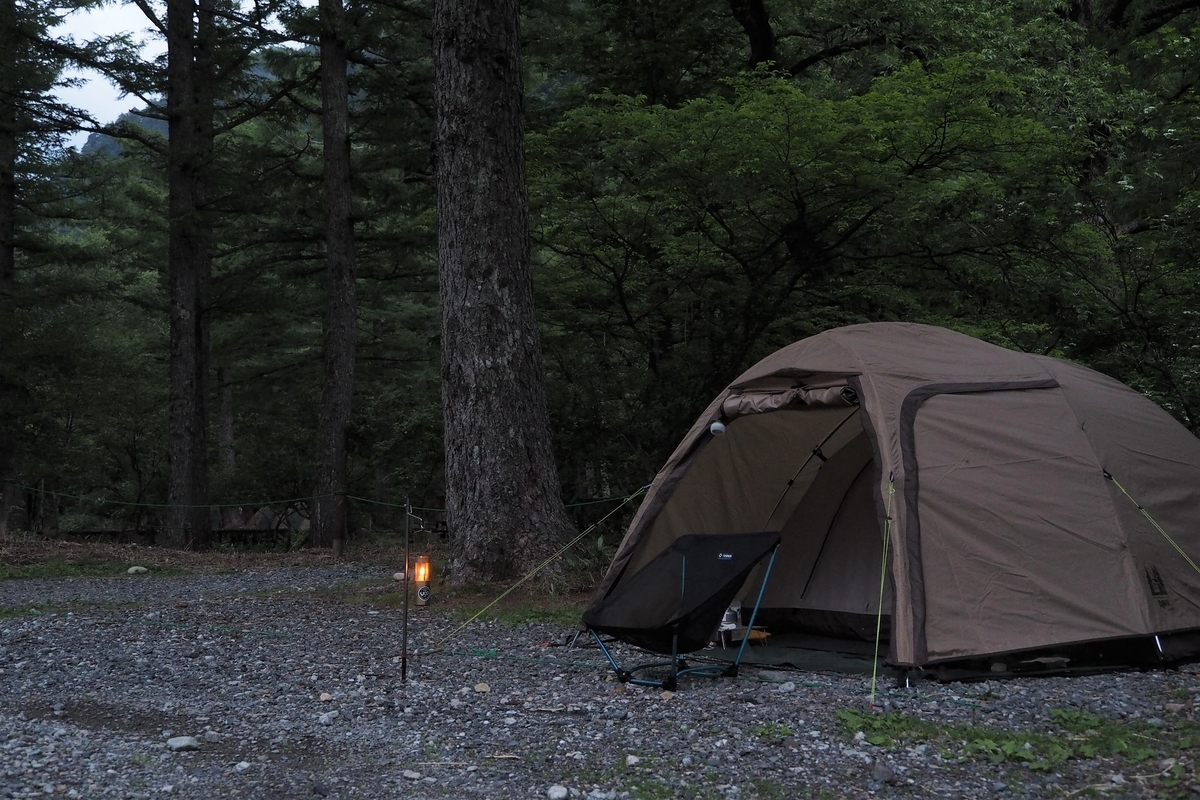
[
  {"x1": 718, "y1": 604, "x2": 740, "y2": 648},
  {"x1": 583, "y1": 322, "x2": 1200, "y2": 677},
  {"x1": 414, "y1": 555, "x2": 431, "y2": 606},
  {"x1": 583, "y1": 531, "x2": 780, "y2": 689}
]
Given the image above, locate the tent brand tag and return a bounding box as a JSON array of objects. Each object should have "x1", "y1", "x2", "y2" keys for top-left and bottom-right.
[
  {"x1": 1146, "y1": 566, "x2": 1169, "y2": 597},
  {"x1": 717, "y1": 553, "x2": 733, "y2": 561}
]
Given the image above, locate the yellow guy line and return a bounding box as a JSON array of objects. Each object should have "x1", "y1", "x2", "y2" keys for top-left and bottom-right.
[{"x1": 433, "y1": 487, "x2": 648, "y2": 648}]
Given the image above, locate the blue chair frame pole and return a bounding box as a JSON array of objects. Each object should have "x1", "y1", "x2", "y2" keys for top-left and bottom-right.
[
  {"x1": 590, "y1": 544, "x2": 781, "y2": 688},
  {"x1": 728, "y1": 544, "x2": 780, "y2": 675}
]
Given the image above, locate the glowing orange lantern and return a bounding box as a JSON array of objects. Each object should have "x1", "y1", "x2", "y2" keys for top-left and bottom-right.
[{"x1": 414, "y1": 555, "x2": 431, "y2": 606}]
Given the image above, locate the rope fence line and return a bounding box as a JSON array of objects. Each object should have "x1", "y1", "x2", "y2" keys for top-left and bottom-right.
[{"x1": 0, "y1": 479, "x2": 643, "y2": 516}]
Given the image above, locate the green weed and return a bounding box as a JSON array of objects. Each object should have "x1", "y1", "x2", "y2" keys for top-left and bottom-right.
[
  {"x1": 1049, "y1": 708, "x2": 1171, "y2": 761},
  {"x1": 0, "y1": 602, "x2": 61, "y2": 618},
  {"x1": 837, "y1": 707, "x2": 1185, "y2": 771},
  {"x1": 836, "y1": 708, "x2": 943, "y2": 746},
  {"x1": 749, "y1": 779, "x2": 790, "y2": 799},
  {"x1": 0, "y1": 599, "x2": 141, "y2": 618},
  {"x1": 1, "y1": 556, "x2": 123, "y2": 579},
  {"x1": 0, "y1": 556, "x2": 190, "y2": 580},
  {"x1": 751, "y1": 722, "x2": 795, "y2": 740},
  {"x1": 460, "y1": 603, "x2": 583, "y2": 627},
  {"x1": 626, "y1": 777, "x2": 674, "y2": 800}
]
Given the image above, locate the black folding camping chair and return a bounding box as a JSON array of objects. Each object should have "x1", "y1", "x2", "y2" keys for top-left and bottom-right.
[{"x1": 581, "y1": 531, "x2": 781, "y2": 690}]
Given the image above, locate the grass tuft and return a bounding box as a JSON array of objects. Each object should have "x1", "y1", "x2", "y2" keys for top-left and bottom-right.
[
  {"x1": 0, "y1": 555, "x2": 189, "y2": 580},
  {"x1": 836, "y1": 706, "x2": 1197, "y2": 772}
]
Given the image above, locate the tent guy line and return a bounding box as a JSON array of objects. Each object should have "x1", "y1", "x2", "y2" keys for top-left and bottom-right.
[
  {"x1": 430, "y1": 487, "x2": 648, "y2": 650},
  {"x1": 1105, "y1": 471, "x2": 1200, "y2": 577},
  {"x1": 869, "y1": 474, "x2": 895, "y2": 708}
]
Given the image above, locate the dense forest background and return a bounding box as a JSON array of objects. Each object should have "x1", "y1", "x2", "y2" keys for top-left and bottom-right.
[{"x1": 1, "y1": 0, "x2": 1198, "y2": 554}]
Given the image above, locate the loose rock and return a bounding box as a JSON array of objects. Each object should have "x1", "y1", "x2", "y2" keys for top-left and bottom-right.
[
  {"x1": 870, "y1": 761, "x2": 895, "y2": 783},
  {"x1": 1, "y1": 559, "x2": 1195, "y2": 800}
]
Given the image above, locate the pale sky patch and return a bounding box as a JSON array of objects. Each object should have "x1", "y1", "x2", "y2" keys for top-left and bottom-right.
[
  {"x1": 50, "y1": 0, "x2": 312, "y2": 150},
  {"x1": 54, "y1": 2, "x2": 165, "y2": 148}
]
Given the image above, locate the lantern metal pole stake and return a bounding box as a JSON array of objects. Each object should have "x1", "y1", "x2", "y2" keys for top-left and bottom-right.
[{"x1": 402, "y1": 497, "x2": 411, "y2": 684}]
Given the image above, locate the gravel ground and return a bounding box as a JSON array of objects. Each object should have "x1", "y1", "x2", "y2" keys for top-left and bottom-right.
[{"x1": 2, "y1": 563, "x2": 1199, "y2": 799}]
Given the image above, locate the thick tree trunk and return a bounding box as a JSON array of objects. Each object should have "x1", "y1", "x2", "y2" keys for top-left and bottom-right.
[
  {"x1": 0, "y1": 5, "x2": 13, "y2": 309},
  {"x1": 0, "y1": 0, "x2": 20, "y2": 530},
  {"x1": 372, "y1": 458, "x2": 390, "y2": 530},
  {"x1": 0, "y1": 481, "x2": 14, "y2": 536},
  {"x1": 312, "y1": 0, "x2": 357, "y2": 555},
  {"x1": 42, "y1": 477, "x2": 58, "y2": 534},
  {"x1": 433, "y1": 0, "x2": 575, "y2": 584},
  {"x1": 216, "y1": 365, "x2": 235, "y2": 471},
  {"x1": 729, "y1": 0, "x2": 777, "y2": 66},
  {"x1": 165, "y1": 0, "x2": 214, "y2": 550}
]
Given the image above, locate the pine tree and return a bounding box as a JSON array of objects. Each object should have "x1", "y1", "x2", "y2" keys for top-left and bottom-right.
[
  {"x1": 434, "y1": 0, "x2": 575, "y2": 582},
  {"x1": 311, "y1": 0, "x2": 357, "y2": 555}
]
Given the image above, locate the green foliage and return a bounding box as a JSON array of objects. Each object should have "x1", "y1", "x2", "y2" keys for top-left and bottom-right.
[
  {"x1": 532, "y1": 56, "x2": 1082, "y2": 493},
  {"x1": 3, "y1": 0, "x2": 1200, "y2": 549}
]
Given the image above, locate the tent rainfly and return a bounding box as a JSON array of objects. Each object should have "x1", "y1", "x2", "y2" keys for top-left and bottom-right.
[{"x1": 582, "y1": 323, "x2": 1200, "y2": 682}]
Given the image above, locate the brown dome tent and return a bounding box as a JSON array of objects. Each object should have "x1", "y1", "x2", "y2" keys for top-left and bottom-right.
[{"x1": 582, "y1": 323, "x2": 1200, "y2": 682}]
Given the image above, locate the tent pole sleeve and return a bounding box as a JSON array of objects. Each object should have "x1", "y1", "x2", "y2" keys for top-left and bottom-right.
[
  {"x1": 732, "y1": 545, "x2": 780, "y2": 670},
  {"x1": 761, "y1": 407, "x2": 858, "y2": 530}
]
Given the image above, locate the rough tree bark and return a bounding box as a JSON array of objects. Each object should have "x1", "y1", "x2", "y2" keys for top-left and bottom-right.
[
  {"x1": 0, "y1": 0, "x2": 20, "y2": 535},
  {"x1": 728, "y1": 0, "x2": 777, "y2": 66},
  {"x1": 311, "y1": 0, "x2": 358, "y2": 556},
  {"x1": 433, "y1": 0, "x2": 576, "y2": 583},
  {"x1": 0, "y1": 0, "x2": 14, "y2": 307},
  {"x1": 165, "y1": 0, "x2": 214, "y2": 550},
  {"x1": 216, "y1": 365, "x2": 235, "y2": 472}
]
